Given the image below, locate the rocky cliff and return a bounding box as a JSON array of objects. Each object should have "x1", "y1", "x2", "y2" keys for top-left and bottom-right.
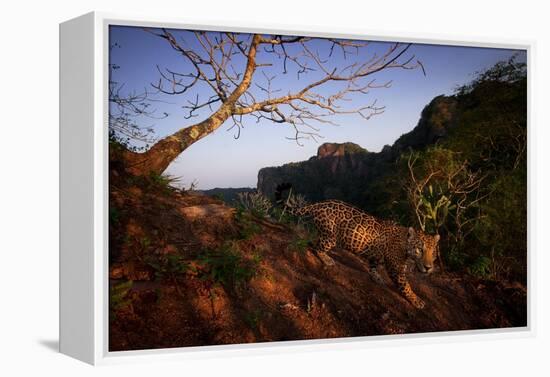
[
  {"x1": 258, "y1": 142, "x2": 373, "y2": 203},
  {"x1": 257, "y1": 95, "x2": 458, "y2": 208}
]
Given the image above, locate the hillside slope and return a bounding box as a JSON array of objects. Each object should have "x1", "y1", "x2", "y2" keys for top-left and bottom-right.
[{"x1": 109, "y1": 172, "x2": 526, "y2": 351}]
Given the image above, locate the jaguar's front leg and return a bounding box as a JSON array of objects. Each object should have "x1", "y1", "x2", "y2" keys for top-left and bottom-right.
[
  {"x1": 313, "y1": 235, "x2": 336, "y2": 266},
  {"x1": 387, "y1": 260, "x2": 425, "y2": 309},
  {"x1": 367, "y1": 255, "x2": 385, "y2": 285}
]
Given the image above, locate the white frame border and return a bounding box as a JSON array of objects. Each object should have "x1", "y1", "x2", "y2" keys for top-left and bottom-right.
[{"x1": 62, "y1": 11, "x2": 536, "y2": 365}]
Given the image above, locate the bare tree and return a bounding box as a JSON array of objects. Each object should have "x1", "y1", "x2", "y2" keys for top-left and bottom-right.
[
  {"x1": 115, "y1": 30, "x2": 422, "y2": 176},
  {"x1": 405, "y1": 148, "x2": 491, "y2": 270},
  {"x1": 109, "y1": 42, "x2": 168, "y2": 151}
]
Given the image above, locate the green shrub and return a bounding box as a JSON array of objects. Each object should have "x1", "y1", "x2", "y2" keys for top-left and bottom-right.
[
  {"x1": 273, "y1": 192, "x2": 308, "y2": 225},
  {"x1": 235, "y1": 208, "x2": 262, "y2": 240},
  {"x1": 288, "y1": 237, "x2": 309, "y2": 255},
  {"x1": 144, "y1": 253, "x2": 189, "y2": 280},
  {"x1": 468, "y1": 255, "x2": 492, "y2": 279},
  {"x1": 236, "y1": 191, "x2": 273, "y2": 218},
  {"x1": 446, "y1": 247, "x2": 467, "y2": 270},
  {"x1": 197, "y1": 242, "x2": 261, "y2": 288},
  {"x1": 109, "y1": 280, "x2": 133, "y2": 318},
  {"x1": 244, "y1": 309, "x2": 263, "y2": 330},
  {"x1": 148, "y1": 172, "x2": 180, "y2": 193},
  {"x1": 123, "y1": 171, "x2": 180, "y2": 193}
]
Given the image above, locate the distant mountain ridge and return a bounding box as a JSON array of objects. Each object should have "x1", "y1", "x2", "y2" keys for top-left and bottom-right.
[
  {"x1": 199, "y1": 187, "x2": 255, "y2": 204},
  {"x1": 256, "y1": 95, "x2": 458, "y2": 209}
]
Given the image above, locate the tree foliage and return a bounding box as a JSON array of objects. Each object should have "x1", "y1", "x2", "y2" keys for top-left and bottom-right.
[{"x1": 399, "y1": 56, "x2": 527, "y2": 281}]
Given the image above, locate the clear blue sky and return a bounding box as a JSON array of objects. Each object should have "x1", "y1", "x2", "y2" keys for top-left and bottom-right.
[{"x1": 109, "y1": 25, "x2": 526, "y2": 190}]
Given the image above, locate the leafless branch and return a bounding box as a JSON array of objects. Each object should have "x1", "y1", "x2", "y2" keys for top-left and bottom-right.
[{"x1": 146, "y1": 29, "x2": 421, "y2": 144}]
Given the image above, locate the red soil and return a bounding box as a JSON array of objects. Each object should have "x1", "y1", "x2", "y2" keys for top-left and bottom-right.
[{"x1": 108, "y1": 177, "x2": 526, "y2": 352}]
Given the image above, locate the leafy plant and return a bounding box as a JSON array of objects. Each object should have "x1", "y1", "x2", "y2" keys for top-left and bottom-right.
[
  {"x1": 235, "y1": 208, "x2": 262, "y2": 240},
  {"x1": 287, "y1": 224, "x2": 316, "y2": 253},
  {"x1": 468, "y1": 255, "x2": 492, "y2": 279},
  {"x1": 273, "y1": 191, "x2": 308, "y2": 225},
  {"x1": 244, "y1": 309, "x2": 263, "y2": 330},
  {"x1": 455, "y1": 54, "x2": 526, "y2": 96},
  {"x1": 288, "y1": 236, "x2": 309, "y2": 255},
  {"x1": 197, "y1": 241, "x2": 261, "y2": 289},
  {"x1": 144, "y1": 253, "x2": 189, "y2": 280},
  {"x1": 148, "y1": 172, "x2": 180, "y2": 193},
  {"x1": 236, "y1": 191, "x2": 273, "y2": 218},
  {"x1": 446, "y1": 247, "x2": 467, "y2": 270},
  {"x1": 109, "y1": 280, "x2": 133, "y2": 318},
  {"x1": 139, "y1": 236, "x2": 151, "y2": 250},
  {"x1": 417, "y1": 184, "x2": 456, "y2": 234}
]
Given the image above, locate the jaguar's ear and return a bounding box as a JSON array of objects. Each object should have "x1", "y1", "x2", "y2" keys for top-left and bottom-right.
[
  {"x1": 408, "y1": 227, "x2": 416, "y2": 240},
  {"x1": 434, "y1": 234, "x2": 440, "y2": 243}
]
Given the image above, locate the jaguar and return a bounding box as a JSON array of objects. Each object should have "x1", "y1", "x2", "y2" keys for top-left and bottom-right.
[{"x1": 276, "y1": 183, "x2": 440, "y2": 309}]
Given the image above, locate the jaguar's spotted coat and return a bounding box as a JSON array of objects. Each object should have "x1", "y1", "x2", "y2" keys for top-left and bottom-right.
[{"x1": 276, "y1": 185, "x2": 440, "y2": 309}]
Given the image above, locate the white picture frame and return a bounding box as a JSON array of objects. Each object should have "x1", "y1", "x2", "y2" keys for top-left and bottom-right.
[{"x1": 59, "y1": 11, "x2": 534, "y2": 365}]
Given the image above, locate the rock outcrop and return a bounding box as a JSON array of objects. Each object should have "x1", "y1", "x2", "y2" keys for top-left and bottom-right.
[{"x1": 257, "y1": 95, "x2": 459, "y2": 207}]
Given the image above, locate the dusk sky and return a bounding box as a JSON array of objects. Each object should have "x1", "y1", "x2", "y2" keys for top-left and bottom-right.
[{"x1": 109, "y1": 25, "x2": 526, "y2": 190}]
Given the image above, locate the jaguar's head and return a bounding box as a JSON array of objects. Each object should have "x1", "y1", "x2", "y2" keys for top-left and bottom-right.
[{"x1": 406, "y1": 227, "x2": 440, "y2": 274}]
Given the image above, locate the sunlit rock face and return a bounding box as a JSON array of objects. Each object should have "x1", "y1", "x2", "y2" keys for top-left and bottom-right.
[
  {"x1": 317, "y1": 142, "x2": 365, "y2": 158},
  {"x1": 316, "y1": 142, "x2": 368, "y2": 174},
  {"x1": 257, "y1": 142, "x2": 372, "y2": 203}
]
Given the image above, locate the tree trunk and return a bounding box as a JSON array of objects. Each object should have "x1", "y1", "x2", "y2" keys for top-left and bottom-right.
[
  {"x1": 118, "y1": 34, "x2": 262, "y2": 177},
  {"x1": 122, "y1": 106, "x2": 232, "y2": 176}
]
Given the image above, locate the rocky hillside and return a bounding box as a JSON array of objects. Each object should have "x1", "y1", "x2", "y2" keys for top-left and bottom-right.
[
  {"x1": 109, "y1": 169, "x2": 526, "y2": 351},
  {"x1": 257, "y1": 96, "x2": 458, "y2": 206},
  {"x1": 108, "y1": 59, "x2": 527, "y2": 350}
]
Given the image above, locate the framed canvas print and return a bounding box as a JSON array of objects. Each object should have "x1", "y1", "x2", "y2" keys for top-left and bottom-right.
[{"x1": 60, "y1": 12, "x2": 532, "y2": 365}]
